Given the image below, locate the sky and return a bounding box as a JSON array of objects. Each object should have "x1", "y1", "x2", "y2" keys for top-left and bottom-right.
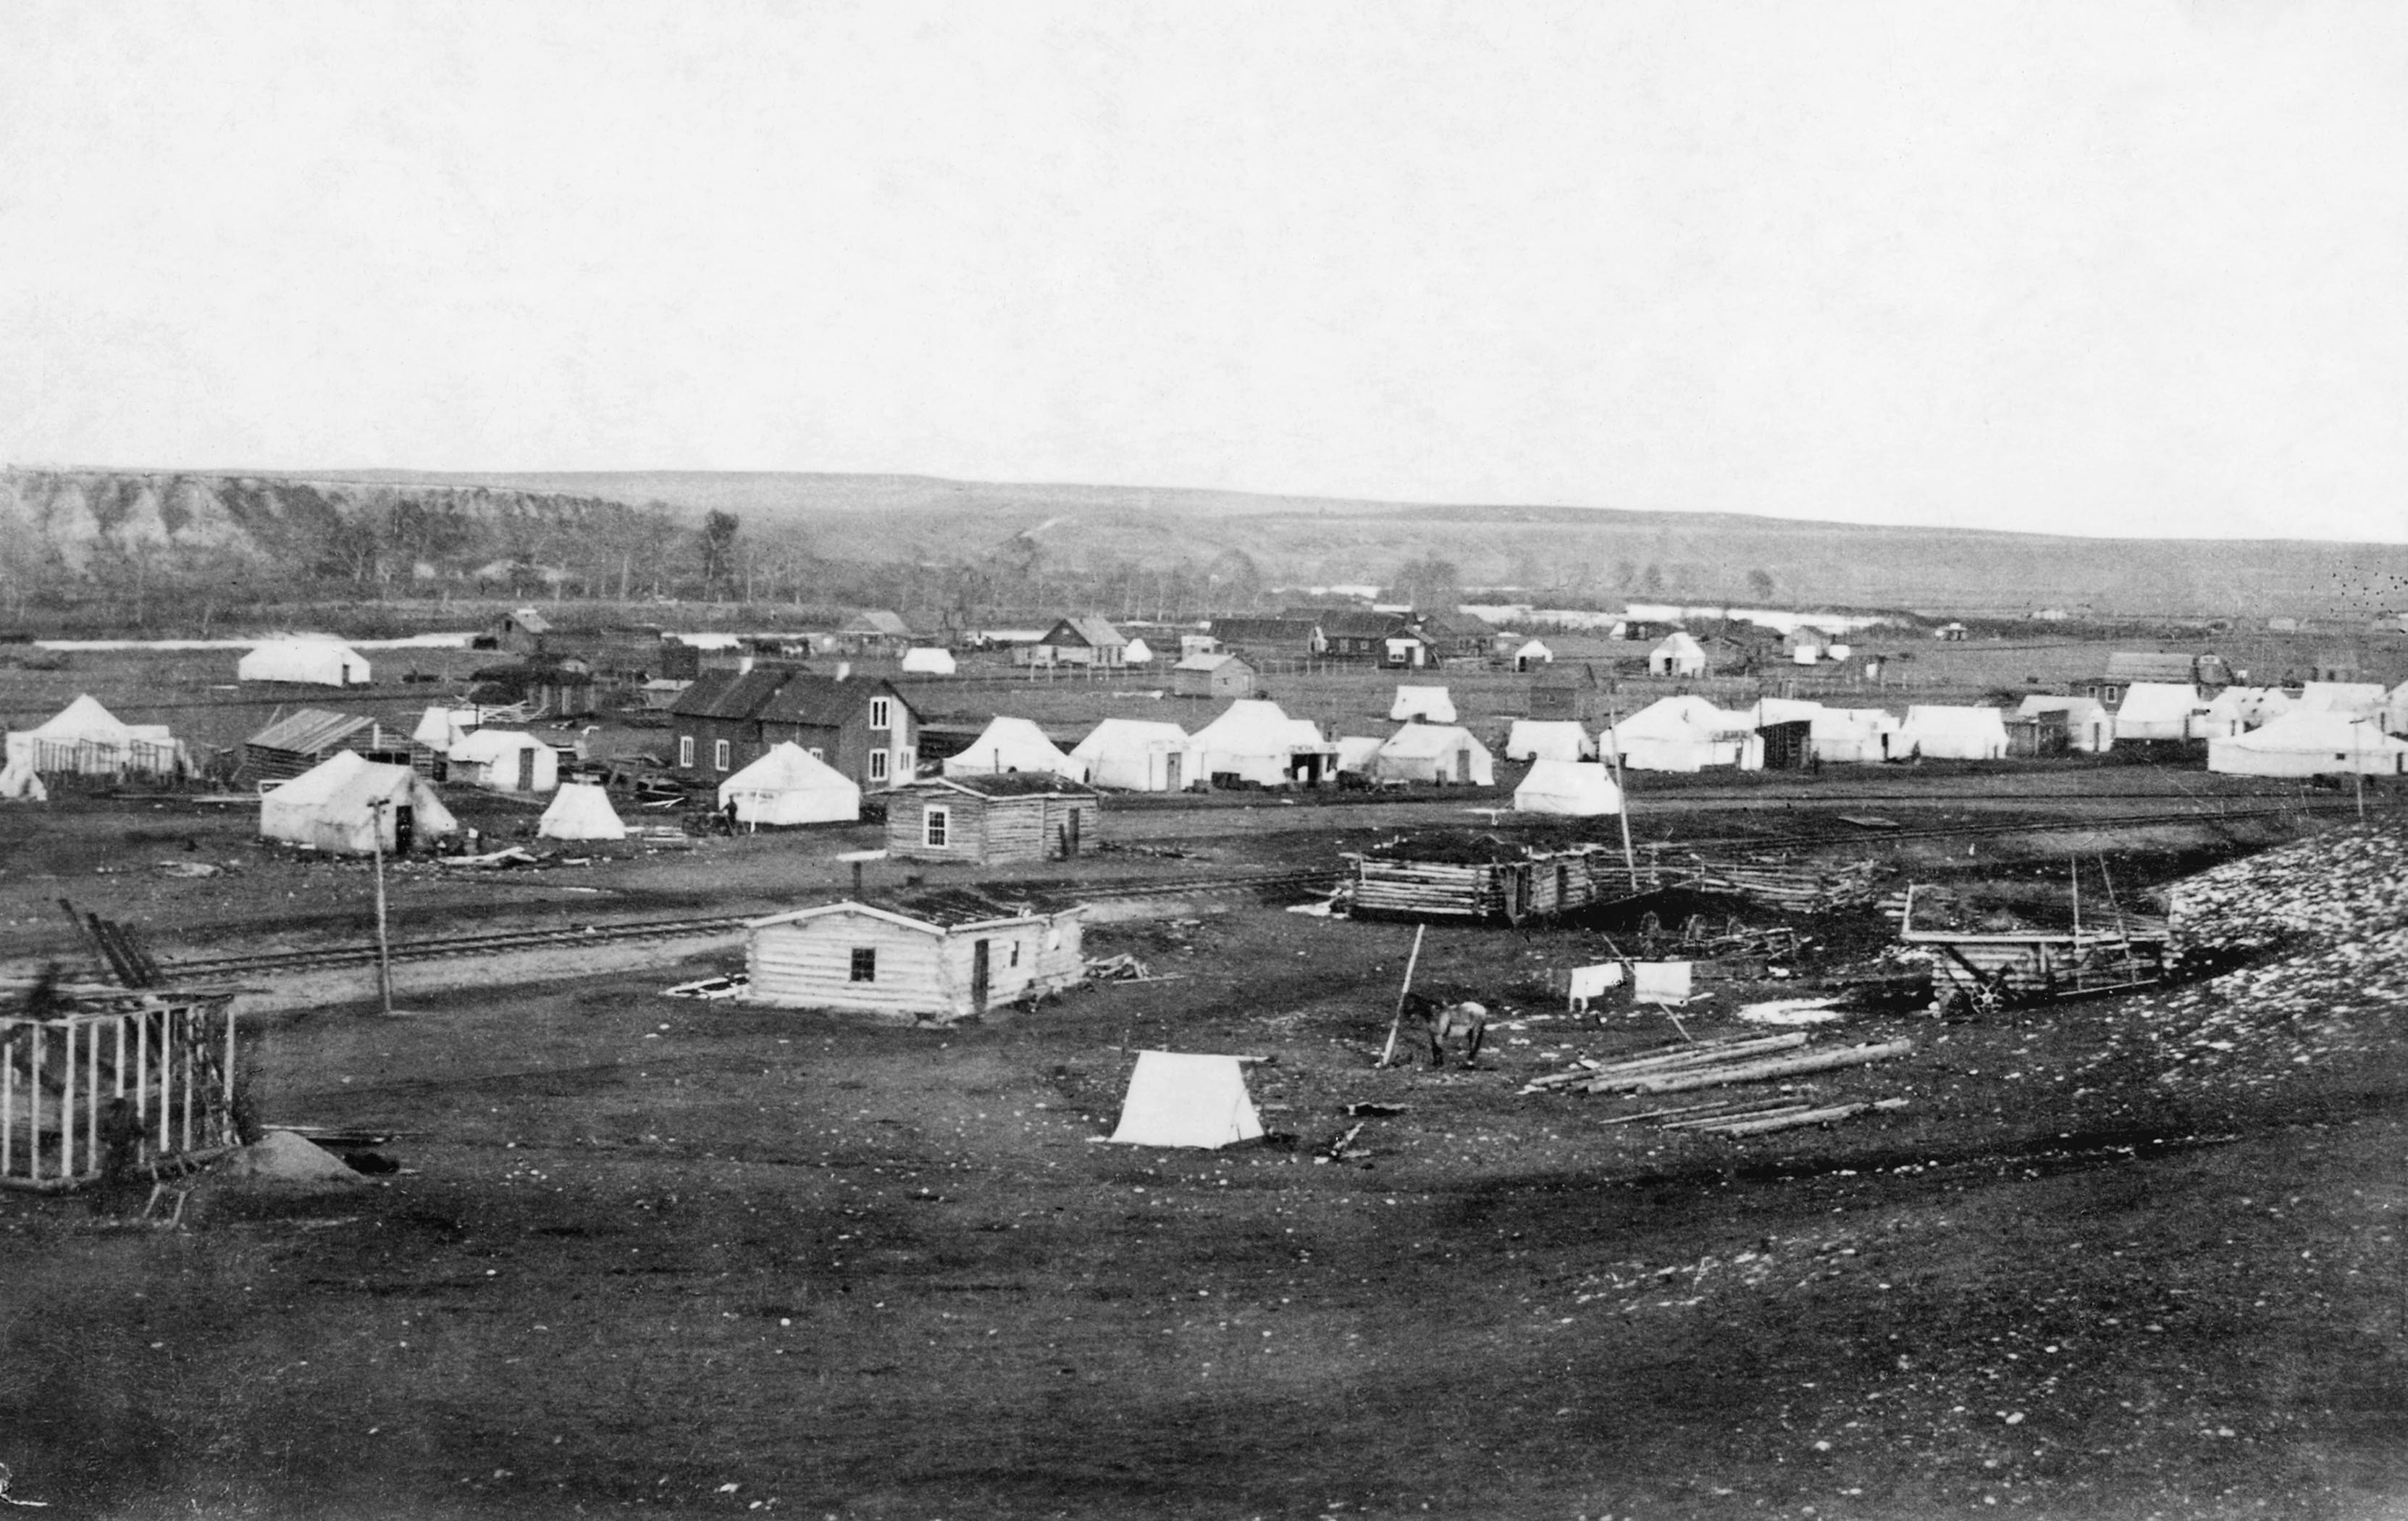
[{"x1": 2, "y1": 1, "x2": 2404, "y2": 541}]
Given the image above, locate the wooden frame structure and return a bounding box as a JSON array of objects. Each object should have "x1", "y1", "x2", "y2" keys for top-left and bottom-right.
[
  {"x1": 1899, "y1": 883, "x2": 2168, "y2": 1001},
  {"x1": 1, "y1": 983, "x2": 243, "y2": 1191},
  {"x1": 1346, "y1": 839, "x2": 1638, "y2": 924}
]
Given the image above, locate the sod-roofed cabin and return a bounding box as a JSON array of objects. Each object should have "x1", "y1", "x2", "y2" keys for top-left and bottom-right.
[
  {"x1": 742, "y1": 887, "x2": 1086, "y2": 1023},
  {"x1": 885, "y1": 774, "x2": 1100, "y2": 864}
]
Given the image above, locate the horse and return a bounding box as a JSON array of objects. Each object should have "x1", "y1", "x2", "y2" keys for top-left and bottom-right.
[{"x1": 1399, "y1": 993, "x2": 1489, "y2": 1068}]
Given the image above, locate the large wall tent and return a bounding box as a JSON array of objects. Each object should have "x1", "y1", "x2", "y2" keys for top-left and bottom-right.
[
  {"x1": 1601, "y1": 696, "x2": 1763, "y2": 772},
  {"x1": 2113, "y1": 683, "x2": 2210, "y2": 741},
  {"x1": 718, "y1": 742, "x2": 863, "y2": 826},
  {"x1": 1389, "y1": 686, "x2": 1456, "y2": 723},
  {"x1": 537, "y1": 782, "x2": 627, "y2": 841},
  {"x1": 1896, "y1": 706, "x2": 2010, "y2": 760},
  {"x1": 2016, "y1": 696, "x2": 2115, "y2": 751},
  {"x1": 259, "y1": 752, "x2": 457, "y2": 855},
  {"x1": 941, "y1": 716, "x2": 1088, "y2": 782},
  {"x1": 1368, "y1": 724, "x2": 1495, "y2": 785},
  {"x1": 3, "y1": 695, "x2": 189, "y2": 778},
  {"x1": 448, "y1": 729, "x2": 560, "y2": 794},
  {"x1": 2207, "y1": 711, "x2": 2408, "y2": 777},
  {"x1": 1806, "y1": 708, "x2": 1901, "y2": 764},
  {"x1": 1070, "y1": 719, "x2": 1192, "y2": 792},
  {"x1": 1187, "y1": 700, "x2": 1338, "y2": 788},
  {"x1": 1505, "y1": 720, "x2": 1596, "y2": 762},
  {"x1": 238, "y1": 638, "x2": 372, "y2": 687}
]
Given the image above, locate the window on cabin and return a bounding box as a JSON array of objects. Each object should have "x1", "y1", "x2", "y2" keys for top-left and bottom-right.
[
  {"x1": 713, "y1": 739, "x2": 731, "y2": 771},
  {"x1": 868, "y1": 749, "x2": 889, "y2": 781},
  {"x1": 925, "y1": 805, "x2": 949, "y2": 847},
  {"x1": 1010, "y1": 941, "x2": 1021, "y2": 968},
  {"x1": 849, "y1": 947, "x2": 876, "y2": 982},
  {"x1": 871, "y1": 698, "x2": 892, "y2": 730},
  {"x1": 678, "y1": 735, "x2": 695, "y2": 768}
]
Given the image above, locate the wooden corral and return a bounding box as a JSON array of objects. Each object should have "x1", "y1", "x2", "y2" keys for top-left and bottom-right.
[
  {"x1": 886, "y1": 774, "x2": 1100, "y2": 865},
  {"x1": 743, "y1": 888, "x2": 1086, "y2": 1023},
  {"x1": 1346, "y1": 837, "x2": 1638, "y2": 924},
  {"x1": 1900, "y1": 883, "x2": 2168, "y2": 1000},
  {"x1": 1, "y1": 982, "x2": 243, "y2": 1191}
]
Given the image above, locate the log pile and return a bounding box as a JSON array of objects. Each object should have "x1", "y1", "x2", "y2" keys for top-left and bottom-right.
[
  {"x1": 1682, "y1": 856, "x2": 1882, "y2": 913},
  {"x1": 1522, "y1": 1032, "x2": 1913, "y2": 1136}
]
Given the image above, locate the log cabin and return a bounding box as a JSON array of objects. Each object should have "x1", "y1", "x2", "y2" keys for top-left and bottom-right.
[{"x1": 885, "y1": 774, "x2": 1100, "y2": 864}]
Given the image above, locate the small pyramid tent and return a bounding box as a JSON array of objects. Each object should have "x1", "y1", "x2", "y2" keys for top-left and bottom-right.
[
  {"x1": 1390, "y1": 685, "x2": 1456, "y2": 723},
  {"x1": 1107, "y1": 1052, "x2": 1264, "y2": 1149},
  {"x1": 1123, "y1": 637, "x2": 1154, "y2": 665},
  {"x1": 260, "y1": 751, "x2": 457, "y2": 855},
  {"x1": 942, "y1": 716, "x2": 1087, "y2": 781},
  {"x1": 1513, "y1": 760, "x2": 1622, "y2": 816},
  {"x1": 1070, "y1": 718, "x2": 1192, "y2": 792},
  {"x1": 718, "y1": 742, "x2": 863, "y2": 825},
  {"x1": 537, "y1": 781, "x2": 627, "y2": 841}
]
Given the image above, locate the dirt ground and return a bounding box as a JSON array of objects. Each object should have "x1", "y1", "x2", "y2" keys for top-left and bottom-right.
[{"x1": 4, "y1": 642, "x2": 2407, "y2": 1518}]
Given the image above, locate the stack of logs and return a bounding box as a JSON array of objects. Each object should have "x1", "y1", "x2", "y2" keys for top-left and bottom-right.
[{"x1": 1522, "y1": 1031, "x2": 1912, "y2": 1136}]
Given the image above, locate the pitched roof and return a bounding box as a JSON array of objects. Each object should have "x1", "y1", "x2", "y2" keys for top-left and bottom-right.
[
  {"x1": 246, "y1": 708, "x2": 375, "y2": 753},
  {"x1": 756, "y1": 672, "x2": 908, "y2": 728},
  {"x1": 503, "y1": 607, "x2": 551, "y2": 633},
  {"x1": 1172, "y1": 652, "x2": 1247, "y2": 672},
  {"x1": 1210, "y1": 616, "x2": 1322, "y2": 645},
  {"x1": 1299, "y1": 608, "x2": 1411, "y2": 640},
  {"x1": 841, "y1": 609, "x2": 913, "y2": 636},
  {"x1": 668, "y1": 667, "x2": 789, "y2": 721},
  {"x1": 746, "y1": 884, "x2": 1083, "y2": 934},
  {"x1": 1043, "y1": 616, "x2": 1126, "y2": 648}
]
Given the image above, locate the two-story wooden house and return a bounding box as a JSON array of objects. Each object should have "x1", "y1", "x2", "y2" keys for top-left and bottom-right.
[{"x1": 668, "y1": 667, "x2": 918, "y2": 790}]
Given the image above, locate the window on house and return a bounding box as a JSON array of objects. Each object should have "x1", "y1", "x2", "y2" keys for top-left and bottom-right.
[
  {"x1": 1010, "y1": 941, "x2": 1021, "y2": 967},
  {"x1": 808, "y1": 747, "x2": 826, "y2": 760},
  {"x1": 713, "y1": 739, "x2": 731, "y2": 771},
  {"x1": 870, "y1": 698, "x2": 892, "y2": 730},
  {"x1": 924, "y1": 806, "x2": 948, "y2": 847},
  {"x1": 868, "y1": 749, "x2": 889, "y2": 781},
  {"x1": 849, "y1": 947, "x2": 876, "y2": 982},
  {"x1": 678, "y1": 735, "x2": 695, "y2": 768}
]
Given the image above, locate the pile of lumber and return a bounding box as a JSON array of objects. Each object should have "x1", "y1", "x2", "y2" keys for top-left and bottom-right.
[
  {"x1": 1686, "y1": 856, "x2": 1881, "y2": 913},
  {"x1": 1522, "y1": 1031, "x2": 1913, "y2": 1135}
]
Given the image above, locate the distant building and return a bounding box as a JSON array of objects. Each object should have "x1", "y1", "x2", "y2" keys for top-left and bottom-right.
[
  {"x1": 668, "y1": 668, "x2": 918, "y2": 790},
  {"x1": 1208, "y1": 616, "x2": 1325, "y2": 661},
  {"x1": 475, "y1": 607, "x2": 552, "y2": 654},
  {"x1": 237, "y1": 708, "x2": 414, "y2": 786},
  {"x1": 1171, "y1": 651, "x2": 1257, "y2": 700},
  {"x1": 1026, "y1": 616, "x2": 1130, "y2": 667}
]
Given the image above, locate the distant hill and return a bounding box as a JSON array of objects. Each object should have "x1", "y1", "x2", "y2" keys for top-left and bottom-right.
[{"x1": 5, "y1": 466, "x2": 2404, "y2": 620}]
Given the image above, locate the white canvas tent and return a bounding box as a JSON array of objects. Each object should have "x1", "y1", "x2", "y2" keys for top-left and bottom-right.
[
  {"x1": 899, "y1": 647, "x2": 957, "y2": 676},
  {"x1": 718, "y1": 742, "x2": 863, "y2": 825},
  {"x1": 2016, "y1": 696, "x2": 2115, "y2": 751},
  {"x1": 412, "y1": 705, "x2": 479, "y2": 753},
  {"x1": 1334, "y1": 735, "x2": 1385, "y2": 774},
  {"x1": 0, "y1": 760, "x2": 47, "y2": 802},
  {"x1": 1188, "y1": 700, "x2": 1338, "y2": 788},
  {"x1": 1390, "y1": 685, "x2": 1457, "y2": 723},
  {"x1": 537, "y1": 781, "x2": 626, "y2": 841},
  {"x1": 1753, "y1": 697, "x2": 1826, "y2": 727},
  {"x1": 1647, "y1": 632, "x2": 1706, "y2": 677},
  {"x1": 4, "y1": 694, "x2": 188, "y2": 776},
  {"x1": 238, "y1": 638, "x2": 371, "y2": 687},
  {"x1": 1106, "y1": 1052, "x2": 1264, "y2": 1149},
  {"x1": 259, "y1": 751, "x2": 457, "y2": 855},
  {"x1": 2208, "y1": 711, "x2": 2408, "y2": 777},
  {"x1": 448, "y1": 728, "x2": 560, "y2": 793},
  {"x1": 1601, "y1": 696, "x2": 1763, "y2": 772},
  {"x1": 1070, "y1": 718, "x2": 1192, "y2": 792},
  {"x1": 1369, "y1": 724, "x2": 1495, "y2": 785},
  {"x1": 1123, "y1": 637, "x2": 1154, "y2": 665},
  {"x1": 1513, "y1": 759, "x2": 1622, "y2": 816},
  {"x1": 942, "y1": 716, "x2": 1087, "y2": 781},
  {"x1": 1897, "y1": 705, "x2": 2009, "y2": 760},
  {"x1": 2202, "y1": 686, "x2": 2290, "y2": 737},
  {"x1": 1806, "y1": 708, "x2": 1899, "y2": 764},
  {"x1": 1505, "y1": 720, "x2": 1595, "y2": 762},
  {"x1": 2296, "y1": 682, "x2": 2387, "y2": 718},
  {"x1": 2113, "y1": 682, "x2": 2209, "y2": 741},
  {"x1": 1511, "y1": 639, "x2": 1552, "y2": 671}
]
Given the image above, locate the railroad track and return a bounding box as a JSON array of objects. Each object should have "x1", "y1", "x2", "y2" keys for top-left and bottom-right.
[
  {"x1": 1669, "y1": 797, "x2": 2395, "y2": 854},
  {"x1": 158, "y1": 867, "x2": 1342, "y2": 980}
]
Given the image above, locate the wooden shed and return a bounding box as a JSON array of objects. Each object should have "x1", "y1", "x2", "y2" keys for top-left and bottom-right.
[
  {"x1": 1346, "y1": 835, "x2": 1634, "y2": 924},
  {"x1": 886, "y1": 774, "x2": 1101, "y2": 864},
  {"x1": 236, "y1": 708, "x2": 415, "y2": 786},
  {"x1": 1170, "y1": 651, "x2": 1257, "y2": 699},
  {"x1": 742, "y1": 889, "x2": 1086, "y2": 1023}
]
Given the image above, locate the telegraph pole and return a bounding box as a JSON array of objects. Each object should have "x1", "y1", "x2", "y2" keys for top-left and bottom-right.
[{"x1": 367, "y1": 797, "x2": 395, "y2": 1016}]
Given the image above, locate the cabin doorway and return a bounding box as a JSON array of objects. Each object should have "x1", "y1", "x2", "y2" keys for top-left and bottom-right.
[
  {"x1": 393, "y1": 804, "x2": 414, "y2": 855},
  {"x1": 971, "y1": 939, "x2": 991, "y2": 1007}
]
